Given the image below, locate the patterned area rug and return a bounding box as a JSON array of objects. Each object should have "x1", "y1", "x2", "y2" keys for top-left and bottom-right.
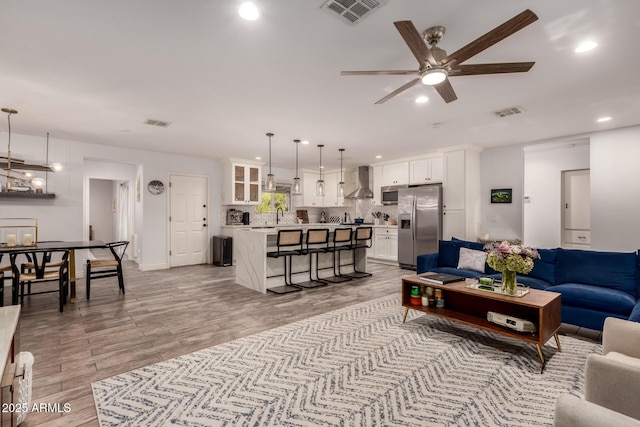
[{"x1": 92, "y1": 294, "x2": 600, "y2": 426}]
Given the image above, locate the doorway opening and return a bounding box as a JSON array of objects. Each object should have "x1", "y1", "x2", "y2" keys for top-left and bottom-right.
[{"x1": 561, "y1": 169, "x2": 590, "y2": 249}]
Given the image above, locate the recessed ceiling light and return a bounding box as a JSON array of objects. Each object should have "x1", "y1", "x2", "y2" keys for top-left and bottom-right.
[
  {"x1": 575, "y1": 41, "x2": 598, "y2": 53},
  {"x1": 255, "y1": 156, "x2": 262, "y2": 160},
  {"x1": 375, "y1": 155, "x2": 382, "y2": 159},
  {"x1": 415, "y1": 96, "x2": 429, "y2": 104},
  {"x1": 597, "y1": 116, "x2": 612, "y2": 123},
  {"x1": 238, "y1": 2, "x2": 259, "y2": 21},
  {"x1": 301, "y1": 140, "x2": 309, "y2": 145}
]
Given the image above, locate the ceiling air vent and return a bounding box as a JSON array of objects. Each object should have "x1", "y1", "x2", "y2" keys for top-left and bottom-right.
[
  {"x1": 144, "y1": 119, "x2": 172, "y2": 127},
  {"x1": 320, "y1": 0, "x2": 387, "y2": 25},
  {"x1": 492, "y1": 106, "x2": 524, "y2": 118}
]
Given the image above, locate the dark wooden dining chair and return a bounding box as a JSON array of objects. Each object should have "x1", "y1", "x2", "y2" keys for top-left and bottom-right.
[
  {"x1": 20, "y1": 241, "x2": 64, "y2": 298},
  {"x1": 0, "y1": 254, "x2": 11, "y2": 307},
  {"x1": 9, "y1": 249, "x2": 70, "y2": 312},
  {"x1": 85, "y1": 241, "x2": 129, "y2": 300}
]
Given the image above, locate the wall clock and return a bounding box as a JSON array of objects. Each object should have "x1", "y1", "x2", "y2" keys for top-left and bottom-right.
[{"x1": 147, "y1": 180, "x2": 165, "y2": 195}]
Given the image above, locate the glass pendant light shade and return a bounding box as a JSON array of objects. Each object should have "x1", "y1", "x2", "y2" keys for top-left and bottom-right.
[
  {"x1": 266, "y1": 174, "x2": 275, "y2": 192},
  {"x1": 265, "y1": 132, "x2": 275, "y2": 192},
  {"x1": 316, "y1": 144, "x2": 325, "y2": 197},
  {"x1": 338, "y1": 148, "x2": 345, "y2": 197},
  {"x1": 292, "y1": 139, "x2": 302, "y2": 195},
  {"x1": 316, "y1": 179, "x2": 325, "y2": 197}
]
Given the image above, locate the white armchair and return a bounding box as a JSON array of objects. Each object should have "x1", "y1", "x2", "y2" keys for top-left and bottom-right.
[{"x1": 554, "y1": 317, "x2": 640, "y2": 426}]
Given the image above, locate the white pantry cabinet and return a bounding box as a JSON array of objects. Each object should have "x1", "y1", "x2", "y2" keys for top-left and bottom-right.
[{"x1": 442, "y1": 149, "x2": 480, "y2": 241}]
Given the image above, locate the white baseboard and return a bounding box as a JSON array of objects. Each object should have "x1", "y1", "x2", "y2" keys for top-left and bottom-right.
[{"x1": 138, "y1": 263, "x2": 169, "y2": 271}]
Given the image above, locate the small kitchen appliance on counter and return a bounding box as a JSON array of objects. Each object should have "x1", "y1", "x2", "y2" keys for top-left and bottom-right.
[
  {"x1": 226, "y1": 209, "x2": 243, "y2": 225},
  {"x1": 242, "y1": 212, "x2": 250, "y2": 225}
]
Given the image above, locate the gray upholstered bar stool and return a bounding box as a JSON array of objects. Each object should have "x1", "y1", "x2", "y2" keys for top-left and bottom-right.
[
  {"x1": 300, "y1": 228, "x2": 330, "y2": 288},
  {"x1": 322, "y1": 227, "x2": 353, "y2": 284},
  {"x1": 344, "y1": 226, "x2": 373, "y2": 279},
  {"x1": 266, "y1": 229, "x2": 304, "y2": 294}
]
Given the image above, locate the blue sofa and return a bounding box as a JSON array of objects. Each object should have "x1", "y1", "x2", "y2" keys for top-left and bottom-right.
[{"x1": 416, "y1": 238, "x2": 640, "y2": 331}]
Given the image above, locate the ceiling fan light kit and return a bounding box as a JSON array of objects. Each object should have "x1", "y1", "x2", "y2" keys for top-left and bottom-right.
[
  {"x1": 341, "y1": 9, "x2": 539, "y2": 104},
  {"x1": 421, "y1": 68, "x2": 447, "y2": 85}
]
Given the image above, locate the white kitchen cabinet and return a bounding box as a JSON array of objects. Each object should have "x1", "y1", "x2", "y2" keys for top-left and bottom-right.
[
  {"x1": 381, "y1": 162, "x2": 409, "y2": 186},
  {"x1": 301, "y1": 172, "x2": 323, "y2": 207},
  {"x1": 323, "y1": 172, "x2": 345, "y2": 207},
  {"x1": 374, "y1": 227, "x2": 398, "y2": 261},
  {"x1": 222, "y1": 160, "x2": 261, "y2": 205},
  {"x1": 443, "y1": 149, "x2": 480, "y2": 241},
  {"x1": 410, "y1": 155, "x2": 444, "y2": 184},
  {"x1": 372, "y1": 166, "x2": 383, "y2": 205}
]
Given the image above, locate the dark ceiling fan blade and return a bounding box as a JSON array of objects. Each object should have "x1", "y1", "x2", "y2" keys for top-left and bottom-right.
[
  {"x1": 443, "y1": 9, "x2": 538, "y2": 66},
  {"x1": 341, "y1": 70, "x2": 420, "y2": 76},
  {"x1": 434, "y1": 78, "x2": 457, "y2": 103},
  {"x1": 394, "y1": 21, "x2": 436, "y2": 67},
  {"x1": 451, "y1": 62, "x2": 535, "y2": 76},
  {"x1": 374, "y1": 78, "x2": 421, "y2": 104}
]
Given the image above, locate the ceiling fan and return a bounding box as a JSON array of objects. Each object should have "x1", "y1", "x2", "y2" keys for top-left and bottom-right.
[{"x1": 341, "y1": 9, "x2": 538, "y2": 104}]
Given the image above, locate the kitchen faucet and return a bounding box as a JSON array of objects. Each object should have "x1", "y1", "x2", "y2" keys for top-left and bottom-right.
[{"x1": 276, "y1": 207, "x2": 284, "y2": 224}]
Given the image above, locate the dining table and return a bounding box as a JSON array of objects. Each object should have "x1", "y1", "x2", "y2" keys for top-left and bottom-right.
[{"x1": 0, "y1": 240, "x2": 107, "y2": 304}]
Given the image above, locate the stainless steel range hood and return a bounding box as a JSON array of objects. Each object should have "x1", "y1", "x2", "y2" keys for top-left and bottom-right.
[{"x1": 345, "y1": 166, "x2": 374, "y2": 199}]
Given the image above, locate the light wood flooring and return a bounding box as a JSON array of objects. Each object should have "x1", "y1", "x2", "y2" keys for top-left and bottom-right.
[{"x1": 3, "y1": 261, "x2": 600, "y2": 426}]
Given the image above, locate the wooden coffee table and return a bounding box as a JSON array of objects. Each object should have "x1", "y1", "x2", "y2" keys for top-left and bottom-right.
[{"x1": 402, "y1": 275, "x2": 562, "y2": 372}]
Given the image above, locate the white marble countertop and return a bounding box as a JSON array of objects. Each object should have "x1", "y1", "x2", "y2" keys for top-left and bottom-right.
[{"x1": 0, "y1": 305, "x2": 20, "y2": 377}]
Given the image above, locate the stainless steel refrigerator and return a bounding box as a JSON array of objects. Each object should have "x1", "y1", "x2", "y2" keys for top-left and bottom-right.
[{"x1": 397, "y1": 184, "x2": 443, "y2": 269}]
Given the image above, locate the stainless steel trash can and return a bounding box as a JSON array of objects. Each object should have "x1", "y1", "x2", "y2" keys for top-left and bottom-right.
[{"x1": 212, "y1": 236, "x2": 232, "y2": 267}]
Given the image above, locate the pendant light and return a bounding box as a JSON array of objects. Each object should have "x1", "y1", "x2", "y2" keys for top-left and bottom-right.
[
  {"x1": 338, "y1": 148, "x2": 345, "y2": 197},
  {"x1": 265, "y1": 132, "x2": 275, "y2": 192},
  {"x1": 292, "y1": 139, "x2": 302, "y2": 195},
  {"x1": 316, "y1": 144, "x2": 325, "y2": 197},
  {"x1": 2, "y1": 108, "x2": 17, "y2": 190}
]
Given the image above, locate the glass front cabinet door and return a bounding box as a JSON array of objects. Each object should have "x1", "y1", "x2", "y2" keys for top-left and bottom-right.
[{"x1": 225, "y1": 162, "x2": 262, "y2": 205}]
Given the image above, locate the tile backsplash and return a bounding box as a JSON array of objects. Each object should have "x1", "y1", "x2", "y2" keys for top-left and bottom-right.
[{"x1": 222, "y1": 199, "x2": 397, "y2": 226}]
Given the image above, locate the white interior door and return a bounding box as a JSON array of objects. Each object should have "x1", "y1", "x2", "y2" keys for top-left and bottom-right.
[
  {"x1": 562, "y1": 169, "x2": 590, "y2": 248},
  {"x1": 170, "y1": 174, "x2": 208, "y2": 267}
]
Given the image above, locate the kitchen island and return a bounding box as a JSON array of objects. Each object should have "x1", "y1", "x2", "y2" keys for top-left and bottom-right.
[{"x1": 234, "y1": 225, "x2": 368, "y2": 293}]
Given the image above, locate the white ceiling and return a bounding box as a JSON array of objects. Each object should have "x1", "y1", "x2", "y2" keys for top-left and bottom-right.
[{"x1": 2, "y1": 0, "x2": 640, "y2": 171}]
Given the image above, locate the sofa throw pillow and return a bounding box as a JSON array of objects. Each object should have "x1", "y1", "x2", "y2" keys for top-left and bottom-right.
[{"x1": 457, "y1": 247, "x2": 487, "y2": 273}]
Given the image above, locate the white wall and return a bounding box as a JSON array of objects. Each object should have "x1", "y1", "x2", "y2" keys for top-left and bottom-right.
[
  {"x1": 479, "y1": 144, "x2": 525, "y2": 240},
  {"x1": 480, "y1": 125, "x2": 640, "y2": 252},
  {"x1": 590, "y1": 127, "x2": 640, "y2": 251},
  {"x1": 523, "y1": 142, "x2": 590, "y2": 248},
  {"x1": 1, "y1": 132, "x2": 222, "y2": 271}
]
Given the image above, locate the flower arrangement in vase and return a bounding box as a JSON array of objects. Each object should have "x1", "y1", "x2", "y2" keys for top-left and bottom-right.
[{"x1": 484, "y1": 240, "x2": 540, "y2": 295}]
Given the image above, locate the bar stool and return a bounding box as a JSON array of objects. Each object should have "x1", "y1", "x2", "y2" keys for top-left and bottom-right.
[
  {"x1": 322, "y1": 227, "x2": 353, "y2": 284},
  {"x1": 266, "y1": 229, "x2": 304, "y2": 294},
  {"x1": 300, "y1": 228, "x2": 330, "y2": 288},
  {"x1": 344, "y1": 226, "x2": 373, "y2": 279}
]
